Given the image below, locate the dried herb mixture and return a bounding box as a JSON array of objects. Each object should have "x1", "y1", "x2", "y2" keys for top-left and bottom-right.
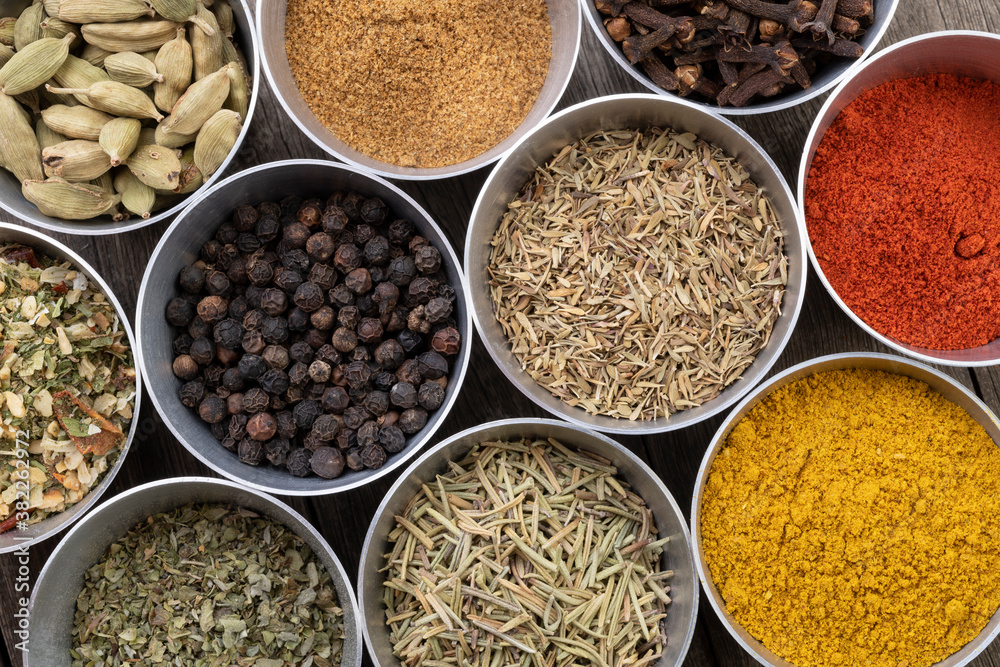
[
  {"x1": 0, "y1": 243, "x2": 135, "y2": 529},
  {"x1": 72, "y1": 503, "x2": 345, "y2": 666},
  {"x1": 489, "y1": 127, "x2": 786, "y2": 421}
]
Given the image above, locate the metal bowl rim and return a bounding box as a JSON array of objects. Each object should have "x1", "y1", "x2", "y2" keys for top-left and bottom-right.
[
  {"x1": 0, "y1": 221, "x2": 143, "y2": 553},
  {"x1": 136, "y1": 158, "x2": 473, "y2": 496},
  {"x1": 464, "y1": 91, "x2": 807, "y2": 434},
  {"x1": 254, "y1": 0, "x2": 582, "y2": 181},
  {"x1": 26, "y1": 475, "x2": 364, "y2": 667},
  {"x1": 690, "y1": 350, "x2": 1000, "y2": 667},
  {"x1": 578, "y1": 0, "x2": 901, "y2": 116},
  {"x1": 357, "y1": 416, "x2": 700, "y2": 666},
  {"x1": 0, "y1": 0, "x2": 262, "y2": 237},
  {"x1": 796, "y1": 30, "x2": 1000, "y2": 367}
]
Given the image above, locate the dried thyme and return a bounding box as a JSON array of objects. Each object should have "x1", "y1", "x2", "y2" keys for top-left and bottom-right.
[
  {"x1": 72, "y1": 503, "x2": 345, "y2": 666},
  {"x1": 382, "y1": 438, "x2": 674, "y2": 667},
  {"x1": 0, "y1": 243, "x2": 135, "y2": 528},
  {"x1": 488, "y1": 127, "x2": 787, "y2": 421}
]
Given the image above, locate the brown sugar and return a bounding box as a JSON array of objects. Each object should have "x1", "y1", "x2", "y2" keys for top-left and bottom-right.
[{"x1": 284, "y1": 0, "x2": 552, "y2": 169}]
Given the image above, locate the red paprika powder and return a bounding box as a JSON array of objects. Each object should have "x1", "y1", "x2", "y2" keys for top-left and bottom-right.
[{"x1": 805, "y1": 73, "x2": 1000, "y2": 350}]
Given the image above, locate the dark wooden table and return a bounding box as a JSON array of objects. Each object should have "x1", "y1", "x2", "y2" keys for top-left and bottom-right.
[{"x1": 3, "y1": 2, "x2": 1000, "y2": 665}]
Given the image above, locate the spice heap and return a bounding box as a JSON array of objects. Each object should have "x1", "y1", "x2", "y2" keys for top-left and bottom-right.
[
  {"x1": 806, "y1": 73, "x2": 1000, "y2": 350},
  {"x1": 71, "y1": 503, "x2": 345, "y2": 666},
  {"x1": 488, "y1": 127, "x2": 786, "y2": 421},
  {"x1": 383, "y1": 438, "x2": 674, "y2": 666},
  {"x1": 0, "y1": 0, "x2": 250, "y2": 221},
  {"x1": 284, "y1": 0, "x2": 551, "y2": 168},
  {"x1": 596, "y1": 0, "x2": 872, "y2": 106},
  {"x1": 167, "y1": 192, "x2": 462, "y2": 479},
  {"x1": 0, "y1": 243, "x2": 135, "y2": 533},
  {"x1": 701, "y1": 368, "x2": 1000, "y2": 667}
]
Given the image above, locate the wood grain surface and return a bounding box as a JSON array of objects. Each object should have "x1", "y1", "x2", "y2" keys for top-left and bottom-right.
[{"x1": 2, "y1": 1, "x2": 1000, "y2": 666}]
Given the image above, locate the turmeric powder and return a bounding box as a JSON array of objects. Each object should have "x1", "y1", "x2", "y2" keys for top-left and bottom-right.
[{"x1": 701, "y1": 368, "x2": 1000, "y2": 667}]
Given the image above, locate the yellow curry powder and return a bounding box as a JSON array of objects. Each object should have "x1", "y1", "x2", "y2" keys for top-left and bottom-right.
[{"x1": 701, "y1": 369, "x2": 1000, "y2": 667}]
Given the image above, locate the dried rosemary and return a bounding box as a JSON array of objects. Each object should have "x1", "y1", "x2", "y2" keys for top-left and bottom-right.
[
  {"x1": 488, "y1": 127, "x2": 786, "y2": 420},
  {"x1": 72, "y1": 503, "x2": 345, "y2": 666},
  {"x1": 382, "y1": 438, "x2": 674, "y2": 667}
]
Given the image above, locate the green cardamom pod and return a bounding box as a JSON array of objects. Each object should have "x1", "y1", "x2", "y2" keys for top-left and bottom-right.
[
  {"x1": 13, "y1": 2, "x2": 45, "y2": 51},
  {"x1": 59, "y1": 0, "x2": 154, "y2": 24},
  {"x1": 13, "y1": 88, "x2": 39, "y2": 115},
  {"x1": 22, "y1": 177, "x2": 121, "y2": 219},
  {"x1": 193, "y1": 108, "x2": 240, "y2": 179},
  {"x1": 81, "y1": 19, "x2": 181, "y2": 53},
  {"x1": 149, "y1": 0, "x2": 215, "y2": 35},
  {"x1": 53, "y1": 54, "x2": 111, "y2": 105},
  {"x1": 222, "y1": 54, "x2": 249, "y2": 120},
  {"x1": 41, "y1": 104, "x2": 113, "y2": 141},
  {"x1": 0, "y1": 44, "x2": 12, "y2": 68},
  {"x1": 190, "y1": 4, "x2": 224, "y2": 81},
  {"x1": 159, "y1": 62, "x2": 230, "y2": 136},
  {"x1": 43, "y1": 139, "x2": 113, "y2": 181},
  {"x1": 104, "y1": 51, "x2": 165, "y2": 88},
  {"x1": 40, "y1": 16, "x2": 77, "y2": 41},
  {"x1": 154, "y1": 122, "x2": 197, "y2": 149},
  {"x1": 35, "y1": 118, "x2": 68, "y2": 150},
  {"x1": 173, "y1": 144, "x2": 202, "y2": 194},
  {"x1": 138, "y1": 127, "x2": 157, "y2": 146},
  {"x1": 153, "y1": 27, "x2": 191, "y2": 113},
  {"x1": 0, "y1": 33, "x2": 74, "y2": 96},
  {"x1": 79, "y1": 43, "x2": 112, "y2": 67},
  {"x1": 0, "y1": 93, "x2": 44, "y2": 183},
  {"x1": 0, "y1": 17, "x2": 17, "y2": 47},
  {"x1": 126, "y1": 143, "x2": 181, "y2": 190},
  {"x1": 113, "y1": 166, "x2": 155, "y2": 218},
  {"x1": 99, "y1": 117, "x2": 141, "y2": 166},
  {"x1": 42, "y1": 0, "x2": 61, "y2": 18},
  {"x1": 46, "y1": 81, "x2": 165, "y2": 122},
  {"x1": 211, "y1": 1, "x2": 233, "y2": 37},
  {"x1": 90, "y1": 170, "x2": 127, "y2": 221}
]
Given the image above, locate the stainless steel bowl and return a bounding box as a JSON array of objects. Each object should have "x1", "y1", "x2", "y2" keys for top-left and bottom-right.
[
  {"x1": 255, "y1": 0, "x2": 580, "y2": 180},
  {"x1": 136, "y1": 159, "x2": 471, "y2": 495},
  {"x1": 798, "y1": 31, "x2": 1000, "y2": 366},
  {"x1": 358, "y1": 418, "x2": 699, "y2": 667},
  {"x1": 0, "y1": 222, "x2": 142, "y2": 554},
  {"x1": 0, "y1": 0, "x2": 260, "y2": 236},
  {"x1": 465, "y1": 93, "x2": 806, "y2": 435},
  {"x1": 27, "y1": 476, "x2": 363, "y2": 667},
  {"x1": 691, "y1": 352, "x2": 1000, "y2": 667},
  {"x1": 581, "y1": 0, "x2": 899, "y2": 116}
]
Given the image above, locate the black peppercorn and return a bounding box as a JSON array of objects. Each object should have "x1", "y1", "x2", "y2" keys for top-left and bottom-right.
[
  {"x1": 243, "y1": 310, "x2": 265, "y2": 334},
  {"x1": 178, "y1": 265, "x2": 205, "y2": 294},
  {"x1": 359, "y1": 197, "x2": 386, "y2": 224},
  {"x1": 414, "y1": 245, "x2": 442, "y2": 274},
  {"x1": 304, "y1": 328, "x2": 326, "y2": 349},
  {"x1": 216, "y1": 222, "x2": 238, "y2": 245},
  {"x1": 260, "y1": 288, "x2": 287, "y2": 316},
  {"x1": 397, "y1": 329, "x2": 422, "y2": 353},
  {"x1": 227, "y1": 393, "x2": 244, "y2": 415},
  {"x1": 204, "y1": 365, "x2": 225, "y2": 389},
  {"x1": 198, "y1": 395, "x2": 227, "y2": 423},
  {"x1": 242, "y1": 387, "x2": 270, "y2": 413},
  {"x1": 362, "y1": 390, "x2": 389, "y2": 416},
  {"x1": 373, "y1": 281, "x2": 399, "y2": 313},
  {"x1": 425, "y1": 297, "x2": 452, "y2": 325},
  {"x1": 214, "y1": 319, "x2": 243, "y2": 350},
  {"x1": 333, "y1": 243, "x2": 362, "y2": 273},
  {"x1": 396, "y1": 359, "x2": 422, "y2": 386},
  {"x1": 337, "y1": 429, "x2": 358, "y2": 451},
  {"x1": 238, "y1": 354, "x2": 267, "y2": 380},
  {"x1": 228, "y1": 296, "x2": 248, "y2": 321},
  {"x1": 345, "y1": 447, "x2": 364, "y2": 471},
  {"x1": 209, "y1": 421, "x2": 227, "y2": 440},
  {"x1": 321, "y1": 386, "x2": 350, "y2": 413},
  {"x1": 259, "y1": 368, "x2": 290, "y2": 395},
  {"x1": 221, "y1": 435, "x2": 237, "y2": 452},
  {"x1": 315, "y1": 344, "x2": 341, "y2": 366},
  {"x1": 343, "y1": 405, "x2": 370, "y2": 430},
  {"x1": 322, "y1": 205, "x2": 348, "y2": 233},
  {"x1": 358, "y1": 234, "x2": 389, "y2": 265},
  {"x1": 247, "y1": 412, "x2": 277, "y2": 441},
  {"x1": 431, "y1": 327, "x2": 461, "y2": 355},
  {"x1": 172, "y1": 333, "x2": 193, "y2": 356},
  {"x1": 399, "y1": 407, "x2": 428, "y2": 434},
  {"x1": 408, "y1": 277, "x2": 438, "y2": 305},
  {"x1": 309, "y1": 305, "x2": 335, "y2": 330},
  {"x1": 418, "y1": 382, "x2": 445, "y2": 410},
  {"x1": 379, "y1": 424, "x2": 406, "y2": 453},
  {"x1": 242, "y1": 329, "x2": 265, "y2": 355},
  {"x1": 281, "y1": 248, "x2": 310, "y2": 274},
  {"x1": 288, "y1": 341, "x2": 314, "y2": 364},
  {"x1": 308, "y1": 263, "x2": 337, "y2": 290},
  {"x1": 310, "y1": 414, "x2": 339, "y2": 442},
  {"x1": 357, "y1": 317, "x2": 383, "y2": 345},
  {"x1": 293, "y1": 282, "x2": 324, "y2": 312},
  {"x1": 275, "y1": 410, "x2": 296, "y2": 439},
  {"x1": 261, "y1": 317, "x2": 289, "y2": 344},
  {"x1": 308, "y1": 382, "x2": 328, "y2": 401},
  {"x1": 356, "y1": 293, "x2": 376, "y2": 317},
  {"x1": 286, "y1": 448, "x2": 312, "y2": 477},
  {"x1": 338, "y1": 191, "x2": 361, "y2": 221},
  {"x1": 205, "y1": 270, "x2": 232, "y2": 297},
  {"x1": 329, "y1": 283, "x2": 354, "y2": 308},
  {"x1": 306, "y1": 232, "x2": 336, "y2": 263},
  {"x1": 265, "y1": 438, "x2": 290, "y2": 466},
  {"x1": 262, "y1": 345, "x2": 290, "y2": 369},
  {"x1": 373, "y1": 371, "x2": 396, "y2": 391},
  {"x1": 387, "y1": 307, "x2": 408, "y2": 332},
  {"x1": 283, "y1": 221, "x2": 311, "y2": 249},
  {"x1": 344, "y1": 360, "x2": 372, "y2": 389},
  {"x1": 311, "y1": 446, "x2": 344, "y2": 478},
  {"x1": 235, "y1": 233, "x2": 261, "y2": 255},
  {"x1": 222, "y1": 367, "x2": 245, "y2": 392},
  {"x1": 308, "y1": 360, "x2": 331, "y2": 383},
  {"x1": 188, "y1": 337, "x2": 214, "y2": 366},
  {"x1": 390, "y1": 382, "x2": 418, "y2": 409},
  {"x1": 238, "y1": 438, "x2": 264, "y2": 465},
  {"x1": 255, "y1": 214, "x2": 280, "y2": 243},
  {"x1": 196, "y1": 296, "x2": 228, "y2": 325},
  {"x1": 360, "y1": 443, "x2": 387, "y2": 469},
  {"x1": 244, "y1": 285, "x2": 264, "y2": 310},
  {"x1": 331, "y1": 327, "x2": 358, "y2": 353},
  {"x1": 293, "y1": 399, "x2": 321, "y2": 429},
  {"x1": 288, "y1": 362, "x2": 310, "y2": 386},
  {"x1": 179, "y1": 381, "x2": 205, "y2": 408},
  {"x1": 228, "y1": 413, "x2": 249, "y2": 439},
  {"x1": 344, "y1": 267, "x2": 371, "y2": 295},
  {"x1": 233, "y1": 204, "x2": 258, "y2": 231},
  {"x1": 200, "y1": 239, "x2": 221, "y2": 263},
  {"x1": 166, "y1": 297, "x2": 195, "y2": 327},
  {"x1": 258, "y1": 201, "x2": 281, "y2": 218},
  {"x1": 356, "y1": 421, "x2": 378, "y2": 447},
  {"x1": 247, "y1": 256, "x2": 273, "y2": 286},
  {"x1": 286, "y1": 307, "x2": 309, "y2": 332},
  {"x1": 380, "y1": 410, "x2": 400, "y2": 428},
  {"x1": 387, "y1": 255, "x2": 417, "y2": 286},
  {"x1": 273, "y1": 267, "x2": 304, "y2": 294},
  {"x1": 388, "y1": 219, "x2": 416, "y2": 245},
  {"x1": 417, "y1": 351, "x2": 448, "y2": 380}
]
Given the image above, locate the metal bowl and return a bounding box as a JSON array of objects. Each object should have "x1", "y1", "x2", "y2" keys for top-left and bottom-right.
[
  {"x1": 581, "y1": 0, "x2": 899, "y2": 116},
  {"x1": 136, "y1": 159, "x2": 472, "y2": 495},
  {"x1": 798, "y1": 31, "x2": 1000, "y2": 366},
  {"x1": 27, "y1": 476, "x2": 363, "y2": 667},
  {"x1": 465, "y1": 93, "x2": 806, "y2": 435},
  {"x1": 691, "y1": 352, "x2": 1000, "y2": 667},
  {"x1": 0, "y1": 0, "x2": 260, "y2": 236},
  {"x1": 255, "y1": 0, "x2": 580, "y2": 181},
  {"x1": 358, "y1": 418, "x2": 699, "y2": 667},
  {"x1": 0, "y1": 222, "x2": 142, "y2": 554}
]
